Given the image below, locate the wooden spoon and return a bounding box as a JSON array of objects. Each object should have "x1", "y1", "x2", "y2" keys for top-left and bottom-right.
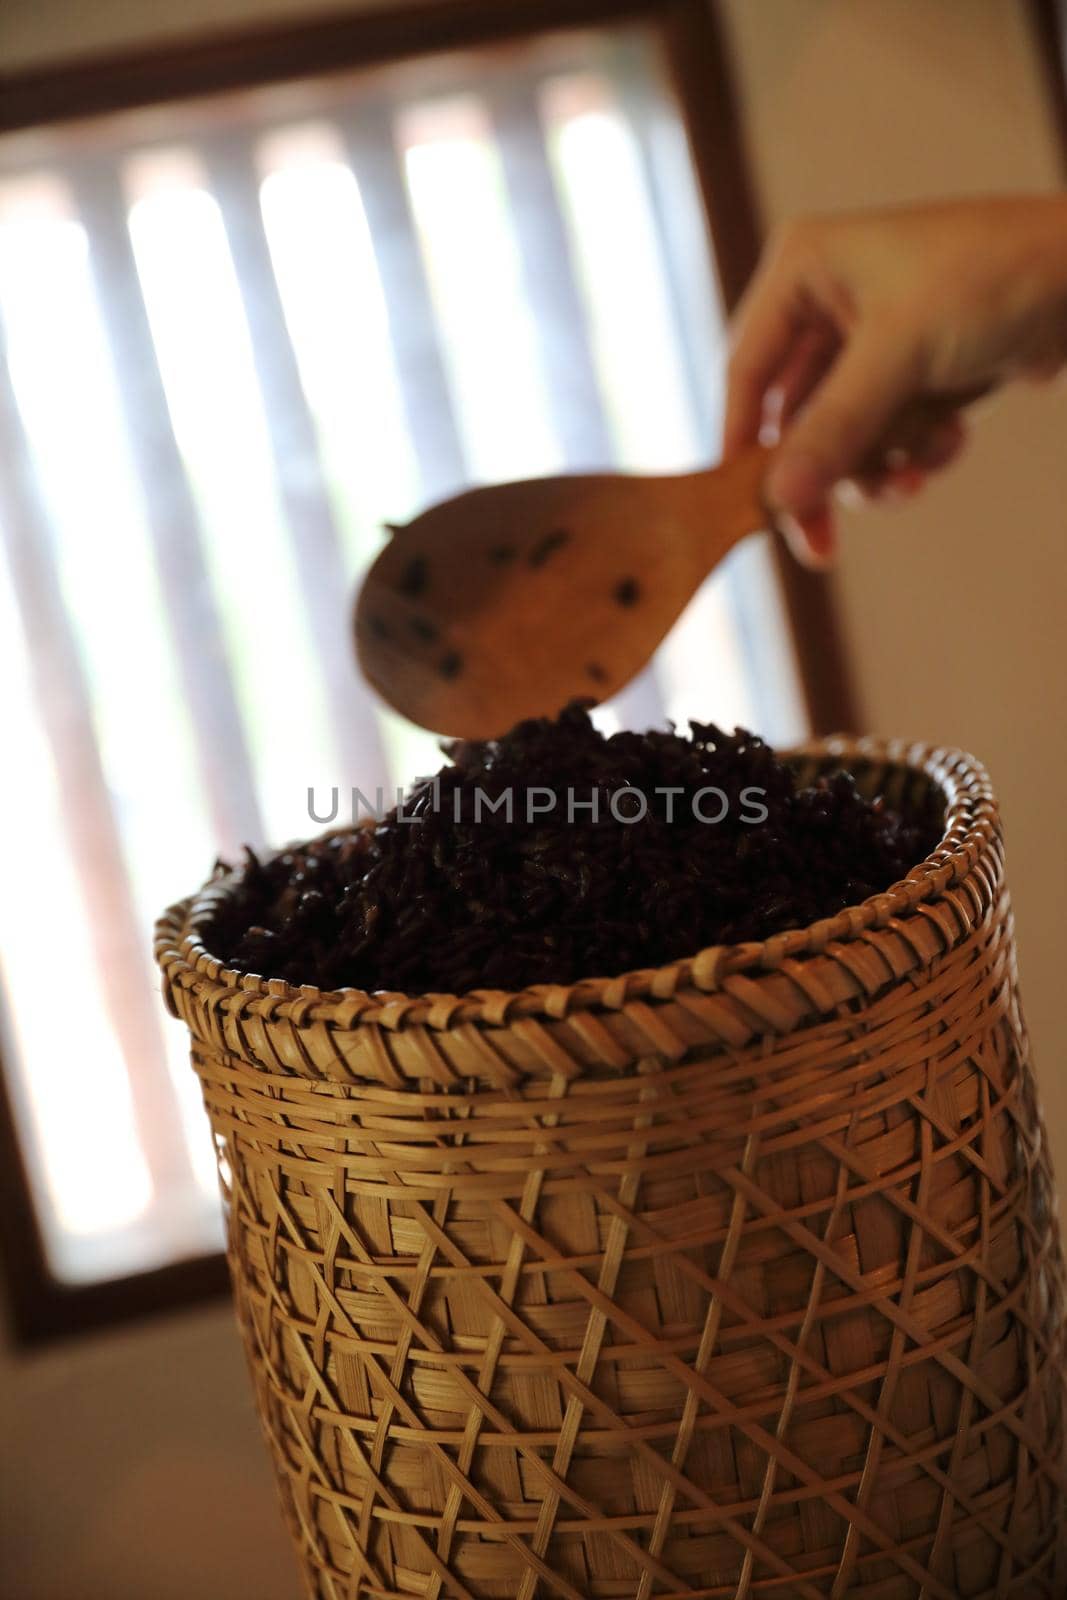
[
  {"x1": 354, "y1": 443, "x2": 772, "y2": 739},
  {"x1": 354, "y1": 383, "x2": 989, "y2": 739}
]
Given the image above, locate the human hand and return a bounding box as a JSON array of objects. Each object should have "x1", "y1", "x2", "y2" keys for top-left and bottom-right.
[{"x1": 724, "y1": 197, "x2": 1067, "y2": 565}]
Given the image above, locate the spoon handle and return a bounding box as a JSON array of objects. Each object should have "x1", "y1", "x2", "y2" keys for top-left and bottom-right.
[
  {"x1": 678, "y1": 383, "x2": 989, "y2": 565},
  {"x1": 670, "y1": 444, "x2": 772, "y2": 567}
]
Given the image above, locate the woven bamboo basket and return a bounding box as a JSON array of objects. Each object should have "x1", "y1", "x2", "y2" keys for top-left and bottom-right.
[{"x1": 156, "y1": 737, "x2": 1067, "y2": 1600}]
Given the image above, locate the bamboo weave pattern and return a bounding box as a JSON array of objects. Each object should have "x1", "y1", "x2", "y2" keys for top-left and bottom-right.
[{"x1": 157, "y1": 739, "x2": 1067, "y2": 1598}]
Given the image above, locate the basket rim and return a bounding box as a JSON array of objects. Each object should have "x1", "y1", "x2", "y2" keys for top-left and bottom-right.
[{"x1": 154, "y1": 734, "x2": 1000, "y2": 1034}]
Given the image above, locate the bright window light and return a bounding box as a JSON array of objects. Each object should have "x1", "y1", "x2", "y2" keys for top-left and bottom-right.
[
  {"x1": 399, "y1": 96, "x2": 563, "y2": 484},
  {"x1": 257, "y1": 125, "x2": 441, "y2": 785},
  {"x1": 0, "y1": 192, "x2": 216, "y2": 922},
  {"x1": 0, "y1": 180, "x2": 222, "y2": 1277},
  {"x1": 541, "y1": 75, "x2": 700, "y2": 473},
  {"x1": 0, "y1": 519, "x2": 153, "y2": 1265},
  {"x1": 257, "y1": 124, "x2": 420, "y2": 566},
  {"x1": 126, "y1": 150, "x2": 344, "y2": 843}
]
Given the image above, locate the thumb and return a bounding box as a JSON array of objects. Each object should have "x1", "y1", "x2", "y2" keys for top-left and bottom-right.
[{"x1": 766, "y1": 325, "x2": 922, "y2": 517}]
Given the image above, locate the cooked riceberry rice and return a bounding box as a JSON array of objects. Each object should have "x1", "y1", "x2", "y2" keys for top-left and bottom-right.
[{"x1": 205, "y1": 702, "x2": 941, "y2": 995}]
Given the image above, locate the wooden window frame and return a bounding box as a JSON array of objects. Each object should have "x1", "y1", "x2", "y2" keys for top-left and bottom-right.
[
  {"x1": 1032, "y1": 0, "x2": 1067, "y2": 161},
  {"x1": 0, "y1": 0, "x2": 861, "y2": 1345}
]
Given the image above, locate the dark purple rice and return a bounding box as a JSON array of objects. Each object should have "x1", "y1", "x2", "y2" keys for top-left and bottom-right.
[{"x1": 205, "y1": 702, "x2": 942, "y2": 995}]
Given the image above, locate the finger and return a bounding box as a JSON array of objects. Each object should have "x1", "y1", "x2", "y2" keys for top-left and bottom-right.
[
  {"x1": 773, "y1": 324, "x2": 842, "y2": 432},
  {"x1": 906, "y1": 413, "x2": 967, "y2": 471},
  {"x1": 777, "y1": 504, "x2": 837, "y2": 571},
  {"x1": 1021, "y1": 350, "x2": 1067, "y2": 384},
  {"x1": 724, "y1": 258, "x2": 805, "y2": 457},
  {"x1": 847, "y1": 415, "x2": 967, "y2": 499},
  {"x1": 844, "y1": 461, "x2": 931, "y2": 501},
  {"x1": 864, "y1": 466, "x2": 928, "y2": 501},
  {"x1": 766, "y1": 326, "x2": 922, "y2": 518}
]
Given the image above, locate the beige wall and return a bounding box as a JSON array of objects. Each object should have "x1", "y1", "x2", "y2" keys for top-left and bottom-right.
[{"x1": 2, "y1": 3, "x2": 1065, "y2": 1597}]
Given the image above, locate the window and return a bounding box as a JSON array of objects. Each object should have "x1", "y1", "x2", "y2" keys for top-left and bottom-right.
[{"x1": 0, "y1": 3, "x2": 823, "y2": 1338}]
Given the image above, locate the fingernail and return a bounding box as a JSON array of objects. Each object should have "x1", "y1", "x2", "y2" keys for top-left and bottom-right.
[
  {"x1": 875, "y1": 466, "x2": 926, "y2": 503},
  {"x1": 892, "y1": 466, "x2": 926, "y2": 496},
  {"x1": 766, "y1": 450, "x2": 828, "y2": 518},
  {"x1": 779, "y1": 508, "x2": 836, "y2": 571},
  {"x1": 803, "y1": 506, "x2": 837, "y2": 564}
]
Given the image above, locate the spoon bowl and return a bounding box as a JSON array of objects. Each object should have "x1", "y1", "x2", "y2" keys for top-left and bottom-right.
[{"x1": 355, "y1": 444, "x2": 770, "y2": 738}]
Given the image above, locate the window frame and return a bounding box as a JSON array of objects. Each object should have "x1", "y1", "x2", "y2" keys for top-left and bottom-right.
[
  {"x1": 0, "y1": 0, "x2": 859, "y2": 1345},
  {"x1": 1032, "y1": 0, "x2": 1067, "y2": 157}
]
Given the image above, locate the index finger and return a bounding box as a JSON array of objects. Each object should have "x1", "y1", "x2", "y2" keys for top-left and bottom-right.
[{"x1": 723, "y1": 255, "x2": 803, "y2": 458}]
